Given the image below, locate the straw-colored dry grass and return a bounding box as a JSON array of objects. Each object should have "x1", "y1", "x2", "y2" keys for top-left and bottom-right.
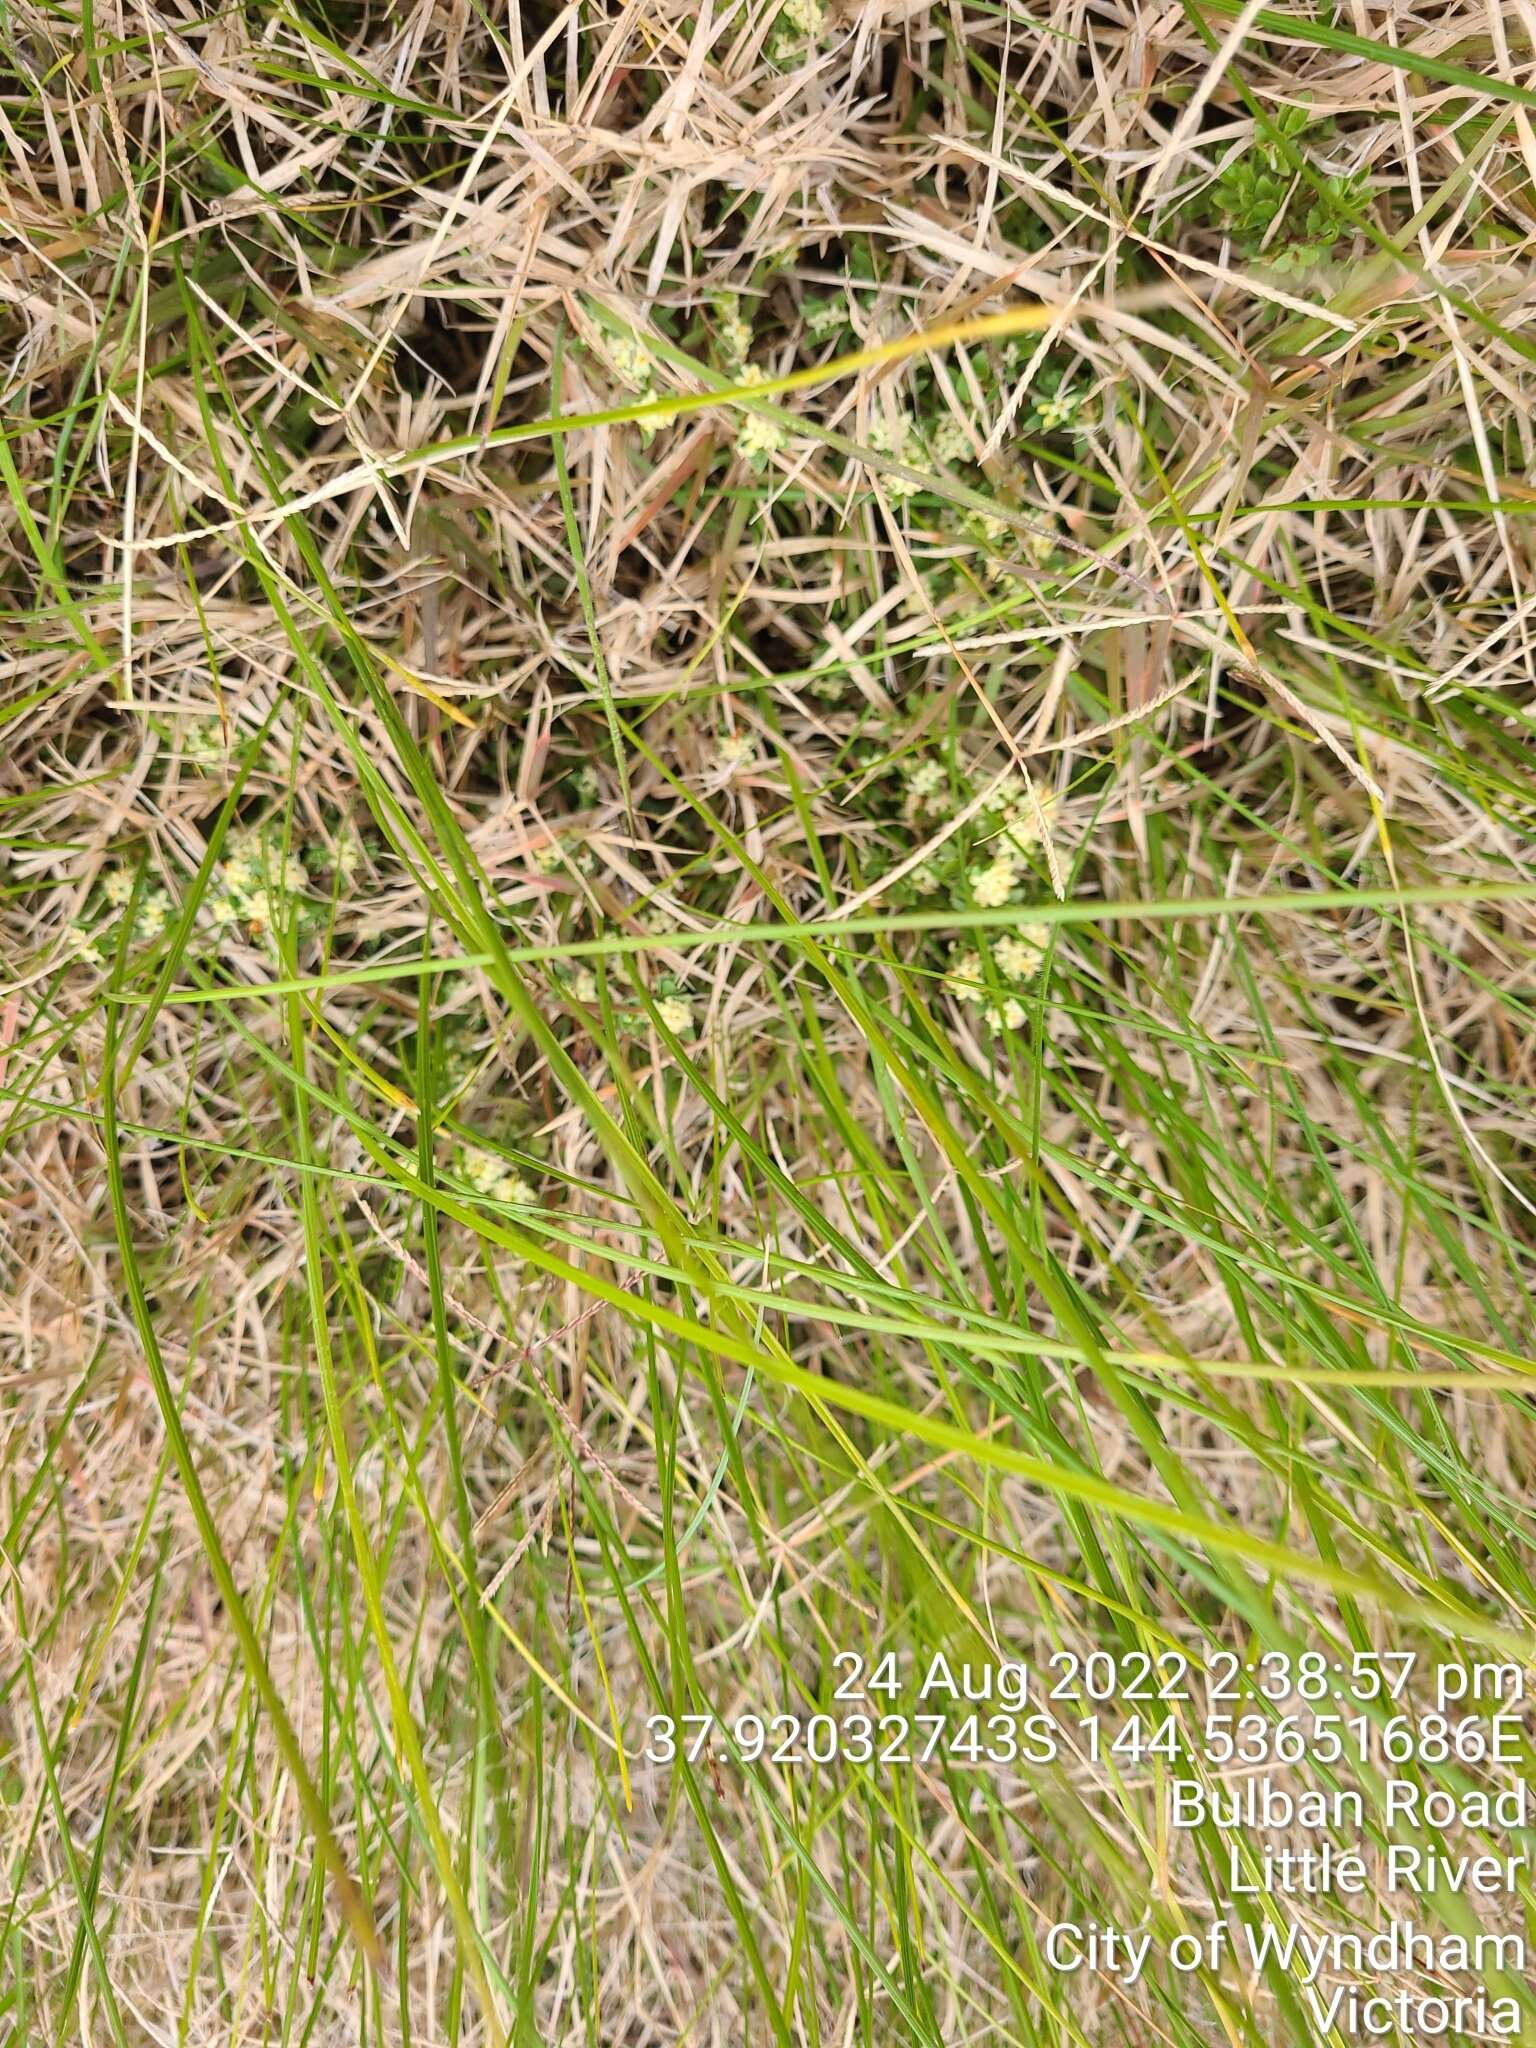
[{"x1": 4, "y1": 0, "x2": 1536, "y2": 2042}]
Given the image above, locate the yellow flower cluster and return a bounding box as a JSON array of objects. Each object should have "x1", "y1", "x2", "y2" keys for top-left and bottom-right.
[
  {"x1": 208, "y1": 832, "x2": 306, "y2": 936},
  {"x1": 945, "y1": 923, "x2": 1050, "y2": 1020},
  {"x1": 459, "y1": 1147, "x2": 538, "y2": 1207},
  {"x1": 737, "y1": 365, "x2": 788, "y2": 466}
]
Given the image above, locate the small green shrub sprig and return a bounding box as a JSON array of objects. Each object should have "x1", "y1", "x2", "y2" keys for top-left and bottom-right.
[{"x1": 1202, "y1": 105, "x2": 1366, "y2": 273}]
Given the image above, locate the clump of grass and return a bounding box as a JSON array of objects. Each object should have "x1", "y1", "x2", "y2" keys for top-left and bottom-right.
[{"x1": 3, "y1": 1, "x2": 1536, "y2": 2044}]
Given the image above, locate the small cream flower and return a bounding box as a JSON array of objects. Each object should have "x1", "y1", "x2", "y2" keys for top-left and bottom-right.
[
  {"x1": 802, "y1": 297, "x2": 843, "y2": 340},
  {"x1": 333, "y1": 827, "x2": 364, "y2": 880},
  {"x1": 1000, "y1": 788, "x2": 1059, "y2": 856},
  {"x1": 868, "y1": 415, "x2": 903, "y2": 459},
  {"x1": 904, "y1": 758, "x2": 949, "y2": 820},
  {"x1": 944, "y1": 950, "x2": 985, "y2": 1003},
  {"x1": 931, "y1": 416, "x2": 973, "y2": 464},
  {"x1": 461, "y1": 1147, "x2": 538, "y2": 1206},
  {"x1": 985, "y1": 996, "x2": 1027, "y2": 1030},
  {"x1": 738, "y1": 415, "x2": 784, "y2": 465},
  {"x1": 656, "y1": 995, "x2": 693, "y2": 1034},
  {"x1": 716, "y1": 731, "x2": 756, "y2": 772},
  {"x1": 206, "y1": 833, "x2": 306, "y2": 939},
  {"x1": 969, "y1": 852, "x2": 1018, "y2": 908},
  {"x1": 714, "y1": 295, "x2": 752, "y2": 365},
  {"x1": 609, "y1": 332, "x2": 653, "y2": 391},
  {"x1": 218, "y1": 840, "x2": 260, "y2": 893},
  {"x1": 570, "y1": 967, "x2": 599, "y2": 1004},
  {"x1": 101, "y1": 868, "x2": 134, "y2": 908},
  {"x1": 736, "y1": 366, "x2": 787, "y2": 466},
  {"x1": 1036, "y1": 391, "x2": 1078, "y2": 431},
  {"x1": 136, "y1": 890, "x2": 171, "y2": 940},
  {"x1": 995, "y1": 925, "x2": 1050, "y2": 981},
  {"x1": 868, "y1": 412, "x2": 920, "y2": 496}
]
